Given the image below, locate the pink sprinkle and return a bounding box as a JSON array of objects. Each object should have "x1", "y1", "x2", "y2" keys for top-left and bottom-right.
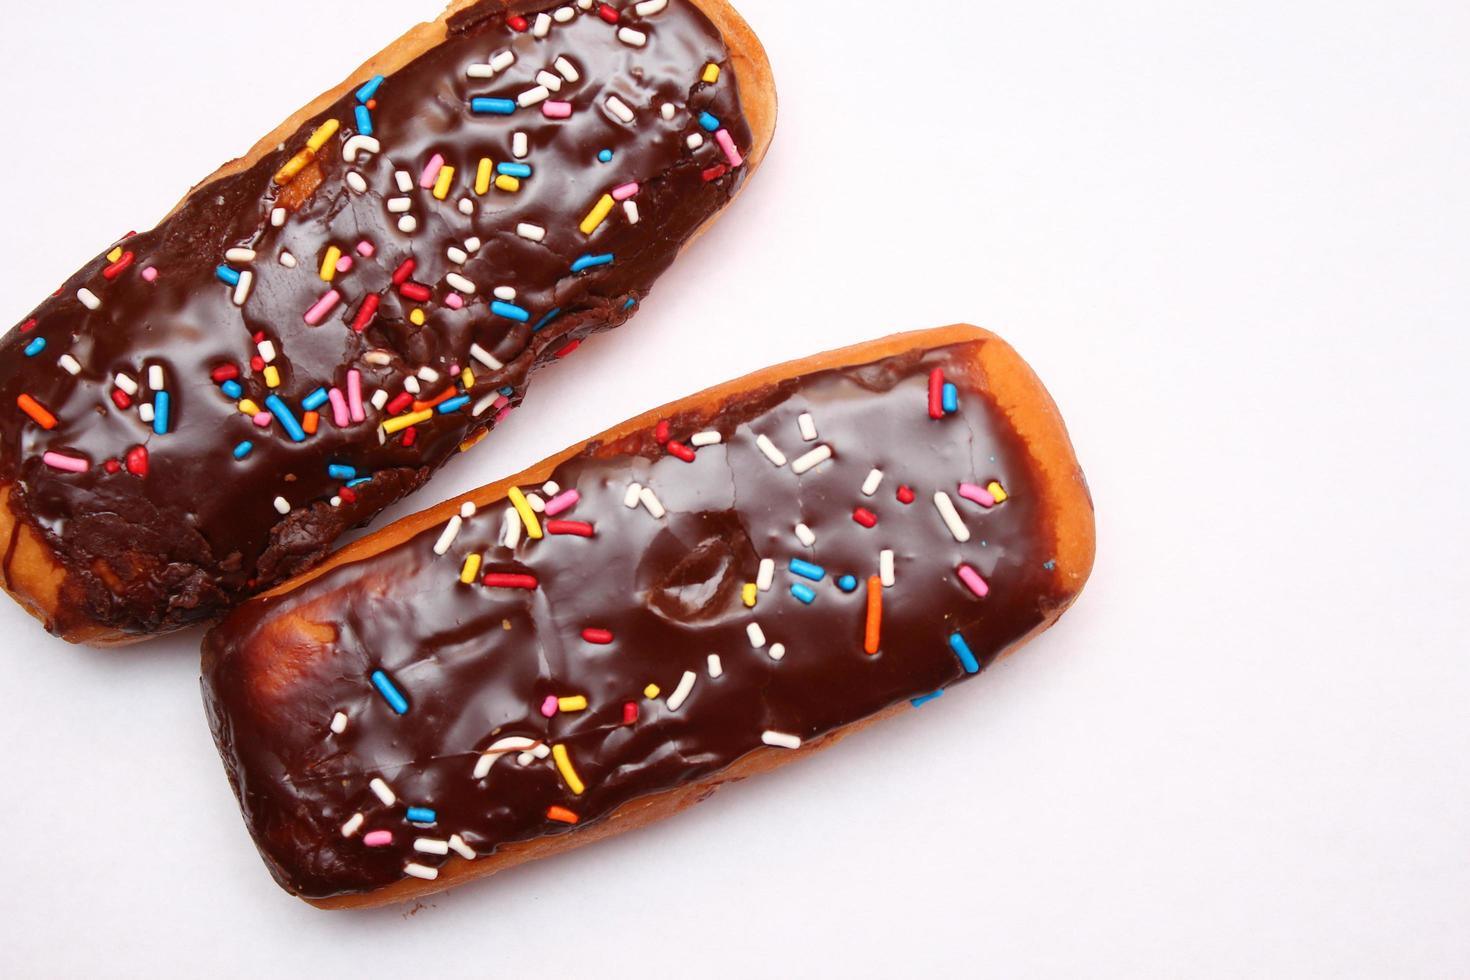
[
  {"x1": 611, "y1": 182, "x2": 640, "y2": 202},
  {"x1": 347, "y1": 370, "x2": 365, "y2": 423},
  {"x1": 336, "y1": 255, "x2": 354, "y2": 274},
  {"x1": 252, "y1": 411, "x2": 273, "y2": 428},
  {"x1": 493, "y1": 395, "x2": 510, "y2": 411},
  {"x1": 542, "y1": 101, "x2": 573, "y2": 119},
  {"x1": 356, "y1": 240, "x2": 376, "y2": 258},
  {"x1": 363, "y1": 831, "x2": 393, "y2": 848},
  {"x1": 420, "y1": 153, "x2": 445, "y2": 188},
  {"x1": 958, "y1": 482, "x2": 996, "y2": 508},
  {"x1": 42, "y1": 451, "x2": 88, "y2": 474},
  {"x1": 304, "y1": 289, "x2": 341, "y2": 326},
  {"x1": 540, "y1": 695, "x2": 559, "y2": 718},
  {"x1": 543, "y1": 489, "x2": 581, "y2": 517},
  {"x1": 445, "y1": 293, "x2": 465, "y2": 311},
  {"x1": 494, "y1": 405, "x2": 514, "y2": 425},
  {"x1": 140, "y1": 267, "x2": 159, "y2": 283},
  {"x1": 328, "y1": 387, "x2": 351, "y2": 428},
  {"x1": 957, "y1": 564, "x2": 990, "y2": 598},
  {"x1": 715, "y1": 129, "x2": 743, "y2": 168}
]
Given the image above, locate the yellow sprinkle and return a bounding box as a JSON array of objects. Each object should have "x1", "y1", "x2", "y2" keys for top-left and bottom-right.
[
  {"x1": 742, "y1": 583, "x2": 757, "y2": 608},
  {"x1": 409, "y1": 308, "x2": 426, "y2": 327},
  {"x1": 460, "y1": 430, "x2": 489, "y2": 453},
  {"x1": 461, "y1": 368, "x2": 475, "y2": 390},
  {"x1": 551, "y1": 744, "x2": 585, "y2": 796},
  {"x1": 558, "y1": 695, "x2": 588, "y2": 713},
  {"x1": 263, "y1": 365, "x2": 281, "y2": 389},
  {"x1": 495, "y1": 174, "x2": 521, "y2": 193},
  {"x1": 273, "y1": 149, "x2": 314, "y2": 186},
  {"x1": 475, "y1": 158, "x2": 494, "y2": 195},
  {"x1": 382, "y1": 409, "x2": 432, "y2": 435},
  {"x1": 238, "y1": 399, "x2": 261, "y2": 416},
  {"x1": 106, "y1": 247, "x2": 124, "y2": 263},
  {"x1": 320, "y1": 245, "x2": 342, "y2": 282},
  {"x1": 643, "y1": 684, "x2": 660, "y2": 699},
  {"x1": 432, "y1": 165, "x2": 456, "y2": 201},
  {"x1": 579, "y1": 194, "x2": 615, "y2": 235},
  {"x1": 987, "y1": 480, "x2": 1009, "y2": 504},
  {"x1": 507, "y1": 486, "x2": 543, "y2": 540},
  {"x1": 460, "y1": 553, "x2": 482, "y2": 584},
  {"x1": 305, "y1": 118, "x2": 340, "y2": 153},
  {"x1": 702, "y1": 63, "x2": 721, "y2": 84}
]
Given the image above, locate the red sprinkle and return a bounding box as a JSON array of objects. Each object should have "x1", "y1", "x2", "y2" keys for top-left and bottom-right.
[
  {"x1": 19, "y1": 319, "x2": 37, "y2": 333},
  {"x1": 103, "y1": 459, "x2": 121, "y2": 474},
  {"x1": 399, "y1": 281, "x2": 432, "y2": 303},
  {"x1": 210, "y1": 364, "x2": 240, "y2": 383},
  {"x1": 507, "y1": 14, "x2": 529, "y2": 31},
  {"x1": 582, "y1": 628, "x2": 614, "y2": 645},
  {"x1": 597, "y1": 2, "x2": 619, "y2": 23},
  {"x1": 554, "y1": 340, "x2": 581, "y2": 359},
  {"x1": 102, "y1": 251, "x2": 135, "y2": 280},
  {"x1": 622, "y1": 702, "x2": 638, "y2": 725},
  {"x1": 124, "y1": 445, "x2": 149, "y2": 477},
  {"x1": 110, "y1": 389, "x2": 132, "y2": 410},
  {"x1": 391, "y1": 258, "x2": 416, "y2": 286},
  {"x1": 667, "y1": 440, "x2": 696, "y2": 463},
  {"x1": 252, "y1": 331, "x2": 266, "y2": 343},
  {"x1": 352, "y1": 293, "x2": 381, "y2": 333},
  {"x1": 853, "y1": 507, "x2": 878, "y2": 528},
  {"x1": 897, "y1": 485, "x2": 916, "y2": 505},
  {"x1": 546, "y1": 520, "x2": 595, "y2": 537},
  {"x1": 340, "y1": 487, "x2": 359, "y2": 505},
  {"x1": 250, "y1": 355, "x2": 266, "y2": 372},
  {"x1": 483, "y1": 572, "x2": 539, "y2": 590},
  {"x1": 402, "y1": 426, "x2": 418, "y2": 448},
  {"x1": 385, "y1": 391, "x2": 414, "y2": 416},
  {"x1": 928, "y1": 368, "x2": 945, "y2": 419},
  {"x1": 701, "y1": 163, "x2": 729, "y2": 182},
  {"x1": 654, "y1": 419, "x2": 671, "y2": 444}
]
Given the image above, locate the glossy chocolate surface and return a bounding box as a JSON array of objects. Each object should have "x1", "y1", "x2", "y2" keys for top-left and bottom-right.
[
  {"x1": 203, "y1": 341, "x2": 1070, "y2": 900},
  {"x1": 0, "y1": 0, "x2": 753, "y2": 636}
]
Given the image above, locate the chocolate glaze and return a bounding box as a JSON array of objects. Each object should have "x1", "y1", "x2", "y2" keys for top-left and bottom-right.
[
  {"x1": 0, "y1": 0, "x2": 754, "y2": 637},
  {"x1": 203, "y1": 341, "x2": 1074, "y2": 901}
]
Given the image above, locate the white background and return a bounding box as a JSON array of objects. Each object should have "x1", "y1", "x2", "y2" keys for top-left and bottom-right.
[{"x1": 1, "y1": 0, "x2": 1467, "y2": 976}]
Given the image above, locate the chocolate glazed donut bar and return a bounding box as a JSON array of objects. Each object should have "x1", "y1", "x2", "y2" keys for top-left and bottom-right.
[
  {"x1": 202, "y1": 325, "x2": 1095, "y2": 908},
  {"x1": 0, "y1": 0, "x2": 774, "y2": 644}
]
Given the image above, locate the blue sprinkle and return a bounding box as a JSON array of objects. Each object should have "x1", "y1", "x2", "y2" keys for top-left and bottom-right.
[
  {"x1": 370, "y1": 670, "x2": 409, "y2": 714},
  {"x1": 232, "y1": 441, "x2": 253, "y2": 460},
  {"x1": 942, "y1": 382, "x2": 959, "y2": 414},
  {"x1": 471, "y1": 97, "x2": 516, "y2": 115},
  {"x1": 623, "y1": 297, "x2": 637, "y2": 310},
  {"x1": 220, "y1": 379, "x2": 243, "y2": 400},
  {"x1": 911, "y1": 689, "x2": 945, "y2": 708},
  {"x1": 215, "y1": 266, "x2": 241, "y2": 287},
  {"x1": 789, "y1": 558, "x2": 826, "y2": 582},
  {"x1": 497, "y1": 162, "x2": 532, "y2": 178},
  {"x1": 597, "y1": 148, "x2": 613, "y2": 163},
  {"x1": 532, "y1": 308, "x2": 562, "y2": 333},
  {"x1": 836, "y1": 575, "x2": 858, "y2": 593},
  {"x1": 23, "y1": 337, "x2": 45, "y2": 357},
  {"x1": 265, "y1": 394, "x2": 306, "y2": 443},
  {"x1": 328, "y1": 464, "x2": 357, "y2": 481},
  {"x1": 491, "y1": 300, "x2": 530, "y2": 322},
  {"x1": 356, "y1": 74, "x2": 385, "y2": 103},
  {"x1": 152, "y1": 391, "x2": 170, "y2": 435},
  {"x1": 1044, "y1": 559, "x2": 1057, "y2": 571},
  {"x1": 698, "y1": 111, "x2": 720, "y2": 131},
  {"x1": 790, "y1": 583, "x2": 816, "y2": 605},
  {"x1": 405, "y1": 807, "x2": 437, "y2": 825},
  {"x1": 347, "y1": 477, "x2": 372, "y2": 488},
  {"x1": 302, "y1": 387, "x2": 329, "y2": 412},
  {"x1": 499, "y1": 386, "x2": 515, "y2": 397},
  {"x1": 354, "y1": 104, "x2": 373, "y2": 137},
  {"x1": 948, "y1": 633, "x2": 980, "y2": 674},
  {"x1": 571, "y1": 253, "x2": 614, "y2": 273},
  {"x1": 438, "y1": 395, "x2": 471, "y2": 414}
]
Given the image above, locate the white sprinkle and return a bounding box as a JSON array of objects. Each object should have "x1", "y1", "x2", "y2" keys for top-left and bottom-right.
[
  {"x1": 880, "y1": 549, "x2": 896, "y2": 588},
  {"x1": 273, "y1": 496, "x2": 290, "y2": 515},
  {"x1": 58, "y1": 354, "x2": 81, "y2": 376},
  {"x1": 494, "y1": 286, "x2": 517, "y2": 301},
  {"x1": 639, "y1": 486, "x2": 666, "y2": 519},
  {"x1": 419, "y1": 365, "x2": 441, "y2": 383},
  {"x1": 465, "y1": 236, "x2": 482, "y2": 253},
  {"x1": 756, "y1": 435, "x2": 787, "y2": 467},
  {"x1": 542, "y1": 481, "x2": 560, "y2": 496},
  {"x1": 635, "y1": 0, "x2": 669, "y2": 14},
  {"x1": 554, "y1": 57, "x2": 580, "y2": 83},
  {"x1": 387, "y1": 197, "x2": 413, "y2": 213},
  {"x1": 518, "y1": 86, "x2": 550, "y2": 108},
  {"x1": 553, "y1": 6, "x2": 575, "y2": 23},
  {"x1": 224, "y1": 247, "x2": 256, "y2": 264},
  {"x1": 517, "y1": 222, "x2": 547, "y2": 242},
  {"x1": 330, "y1": 711, "x2": 348, "y2": 734},
  {"x1": 398, "y1": 215, "x2": 419, "y2": 234},
  {"x1": 491, "y1": 50, "x2": 516, "y2": 73},
  {"x1": 270, "y1": 207, "x2": 287, "y2": 227},
  {"x1": 661, "y1": 102, "x2": 677, "y2": 120},
  {"x1": 370, "y1": 778, "x2": 396, "y2": 805},
  {"x1": 460, "y1": 501, "x2": 478, "y2": 519},
  {"x1": 232, "y1": 270, "x2": 253, "y2": 307},
  {"x1": 769, "y1": 643, "x2": 786, "y2": 662},
  {"x1": 577, "y1": 0, "x2": 592, "y2": 9},
  {"x1": 448, "y1": 834, "x2": 477, "y2": 860},
  {"x1": 624, "y1": 200, "x2": 640, "y2": 224},
  {"x1": 395, "y1": 170, "x2": 414, "y2": 193},
  {"x1": 473, "y1": 393, "x2": 499, "y2": 417},
  {"x1": 798, "y1": 413, "x2": 818, "y2": 441},
  {"x1": 414, "y1": 838, "x2": 450, "y2": 855},
  {"x1": 934, "y1": 491, "x2": 971, "y2": 542},
  {"x1": 370, "y1": 389, "x2": 389, "y2": 411},
  {"x1": 114, "y1": 373, "x2": 138, "y2": 396},
  {"x1": 459, "y1": 198, "x2": 475, "y2": 216},
  {"x1": 404, "y1": 863, "x2": 439, "y2": 881},
  {"x1": 794, "y1": 523, "x2": 816, "y2": 547},
  {"x1": 331, "y1": 496, "x2": 342, "y2": 507},
  {"x1": 791, "y1": 445, "x2": 833, "y2": 475},
  {"x1": 280, "y1": 251, "x2": 298, "y2": 268},
  {"x1": 364, "y1": 350, "x2": 393, "y2": 366},
  {"x1": 346, "y1": 171, "x2": 368, "y2": 194},
  {"x1": 618, "y1": 27, "x2": 647, "y2": 46},
  {"x1": 666, "y1": 670, "x2": 697, "y2": 711},
  {"x1": 527, "y1": 493, "x2": 546, "y2": 514},
  {"x1": 341, "y1": 813, "x2": 364, "y2": 837},
  {"x1": 624, "y1": 482, "x2": 643, "y2": 508},
  {"x1": 467, "y1": 63, "x2": 496, "y2": 79},
  {"x1": 757, "y1": 558, "x2": 775, "y2": 591},
  {"x1": 447, "y1": 246, "x2": 468, "y2": 265},
  {"x1": 341, "y1": 135, "x2": 379, "y2": 162},
  {"x1": 707, "y1": 654, "x2": 723, "y2": 678},
  {"x1": 862, "y1": 468, "x2": 884, "y2": 496},
  {"x1": 762, "y1": 730, "x2": 801, "y2": 750},
  {"x1": 747, "y1": 623, "x2": 766, "y2": 649},
  {"x1": 690, "y1": 430, "x2": 721, "y2": 447},
  {"x1": 532, "y1": 12, "x2": 552, "y2": 37},
  {"x1": 433, "y1": 516, "x2": 463, "y2": 556},
  {"x1": 258, "y1": 340, "x2": 277, "y2": 363},
  {"x1": 606, "y1": 96, "x2": 635, "y2": 124},
  {"x1": 148, "y1": 365, "x2": 165, "y2": 390},
  {"x1": 470, "y1": 343, "x2": 503, "y2": 371},
  {"x1": 537, "y1": 70, "x2": 563, "y2": 92},
  {"x1": 138, "y1": 402, "x2": 155, "y2": 424},
  {"x1": 502, "y1": 506, "x2": 522, "y2": 548},
  {"x1": 474, "y1": 736, "x2": 543, "y2": 779},
  {"x1": 446, "y1": 272, "x2": 477, "y2": 295},
  {"x1": 77, "y1": 288, "x2": 101, "y2": 310},
  {"x1": 686, "y1": 133, "x2": 705, "y2": 150},
  {"x1": 513, "y1": 131, "x2": 529, "y2": 158}
]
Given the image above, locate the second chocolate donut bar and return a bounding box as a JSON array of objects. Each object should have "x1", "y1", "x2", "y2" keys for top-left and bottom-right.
[
  {"x1": 202, "y1": 325, "x2": 1095, "y2": 908},
  {"x1": 0, "y1": 0, "x2": 774, "y2": 643}
]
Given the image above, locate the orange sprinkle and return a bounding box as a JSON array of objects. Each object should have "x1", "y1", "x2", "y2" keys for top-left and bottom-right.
[
  {"x1": 864, "y1": 575, "x2": 882, "y2": 655},
  {"x1": 17, "y1": 394, "x2": 57, "y2": 430},
  {"x1": 302, "y1": 411, "x2": 319, "y2": 435},
  {"x1": 412, "y1": 386, "x2": 458, "y2": 413},
  {"x1": 546, "y1": 806, "x2": 579, "y2": 825}
]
